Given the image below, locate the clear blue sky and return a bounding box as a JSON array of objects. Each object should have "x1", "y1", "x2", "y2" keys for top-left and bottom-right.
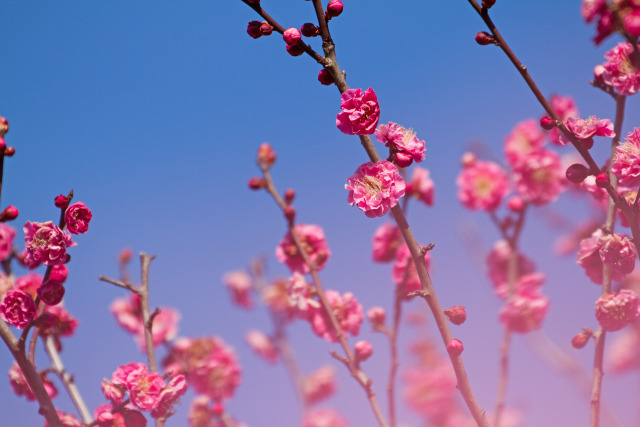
[{"x1": 1, "y1": 1, "x2": 638, "y2": 426}]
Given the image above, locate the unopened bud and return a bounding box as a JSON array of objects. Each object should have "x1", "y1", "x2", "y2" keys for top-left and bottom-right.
[
  {"x1": 475, "y1": 31, "x2": 495, "y2": 46},
  {"x1": 540, "y1": 116, "x2": 555, "y2": 130},
  {"x1": 50, "y1": 264, "x2": 69, "y2": 284},
  {"x1": 506, "y1": 197, "x2": 524, "y2": 212},
  {"x1": 354, "y1": 340, "x2": 373, "y2": 361},
  {"x1": 0, "y1": 205, "x2": 18, "y2": 222},
  {"x1": 326, "y1": 0, "x2": 344, "y2": 19},
  {"x1": 4, "y1": 147, "x2": 14, "y2": 157},
  {"x1": 284, "y1": 205, "x2": 296, "y2": 223},
  {"x1": 367, "y1": 306, "x2": 387, "y2": 331},
  {"x1": 54, "y1": 194, "x2": 70, "y2": 209},
  {"x1": 0, "y1": 138, "x2": 5, "y2": 150},
  {"x1": 571, "y1": 332, "x2": 591, "y2": 349},
  {"x1": 301, "y1": 23, "x2": 319, "y2": 37},
  {"x1": 248, "y1": 177, "x2": 266, "y2": 190},
  {"x1": 318, "y1": 69, "x2": 334, "y2": 86},
  {"x1": 446, "y1": 339, "x2": 464, "y2": 357},
  {"x1": 593, "y1": 65, "x2": 606, "y2": 84},
  {"x1": 461, "y1": 152, "x2": 476, "y2": 168},
  {"x1": 595, "y1": 173, "x2": 609, "y2": 188},
  {"x1": 247, "y1": 21, "x2": 262, "y2": 39},
  {"x1": 286, "y1": 43, "x2": 305, "y2": 57},
  {"x1": 565, "y1": 164, "x2": 590, "y2": 184},
  {"x1": 0, "y1": 117, "x2": 8, "y2": 137},
  {"x1": 211, "y1": 402, "x2": 224, "y2": 416},
  {"x1": 623, "y1": 10, "x2": 640, "y2": 37},
  {"x1": 579, "y1": 137, "x2": 594, "y2": 150},
  {"x1": 482, "y1": 0, "x2": 496, "y2": 8},
  {"x1": 283, "y1": 28, "x2": 302, "y2": 46},
  {"x1": 444, "y1": 306, "x2": 467, "y2": 325},
  {"x1": 37, "y1": 280, "x2": 65, "y2": 306},
  {"x1": 260, "y1": 22, "x2": 274, "y2": 36},
  {"x1": 257, "y1": 143, "x2": 276, "y2": 168},
  {"x1": 404, "y1": 183, "x2": 414, "y2": 195},
  {"x1": 119, "y1": 248, "x2": 133, "y2": 264},
  {"x1": 284, "y1": 189, "x2": 295, "y2": 205}
]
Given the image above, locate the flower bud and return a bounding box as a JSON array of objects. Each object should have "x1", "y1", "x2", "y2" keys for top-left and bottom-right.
[
  {"x1": 475, "y1": 31, "x2": 495, "y2": 45},
  {"x1": 283, "y1": 28, "x2": 302, "y2": 46},
  {"x1": 571, "y1": 332, "x2": 591, "y2": 349},
  {"x1": 50, "y1": 264, "x2": 69, "y2": 284},
  {"x1": 286, "y1": 43, "x2": 305, "y2": 57},
  {"x1": 595, "y1": 173, "x2": 609, "y2": 188},
  {"x1": 257, "y1": 143, "x2": 276, "y2": 168},
  {"x1": 284, "y1": 188, "x2": 295, "y2": 205},
  {"x1": 506, "y1": 196, "x2": 524, "y2": 213},
  {"x1": 4, "y1": 147, "x2": 15, "y2": 157},
  {"x1": 623, "y1": 10, "x2": 640, "y2": 37},
  {"x1": 367, "y1": 306, "x2": 386, "y2": 331},
  {"x1": 482, "y1": 0, "x2": 496, "y2": 8},
  {"x1": 565, "y1": 163, "x2": 590, "y2": 184},
  {"x1": 301, "y1": 23, "x2": 319, "y2": 37},
  {"x1": 540, "y1": 116, "x2": 555, "y2": 130},
  {"x1": 54, "y1": 194, "x2": 70, "y2": 209},
  {"x1": 593, "y1": 65, "x2": 606, "y2": 84},
  {"x1": 580, "y1": 137, "x2": 594, "y2": 150},
  {"x1": 119, "y1": 248, "x2": 133, "y2": 265},
  {"x1": 284, "y1": 205, "x2": 296, "y2": 224},
  {"x1": 0, "y1": 117, "x2": 8, "y2": 138},
  {"x1": 318, "y1": 69, "x2": 334, "y2": 86},
  {"x1": 0, "y1": 138, "x2": 5, "y2": 150},
  {"x1": 404, "y1": 183, "x2": 414, "y2": 195},
  {"x1": 37, "y1": 280, "x2": 65, "y2": 306},
  {"x1": 326, "y1": 0, "x2": 344, "y2": 18},
  {"x1": 444, "y1": 306, "x2": 467, "y2": 325},
  {"x1": 461, "y1": 152, "x2": 476, "y2": 168},
  {"x1": 260, "y1": 22, "x2": 274, "y2": 36},
  {"x1": 248, "y1": 177, "x2": 266, "y2": 190},
  {"x1": 211, "y1": 402, "x2": 224, "y2": 416},
  {"x1": 247, "y1": 21, "x2": 262, "y2": 39},
  {"x1": 354, "y1": 340, "x2": 373, "y2": 361},
  {"x1": 446, "y1": 339, "x2": 464, "y2": 357},
  {"x1": 0, "y1": 205, "x2": 18, "y2": 222}
]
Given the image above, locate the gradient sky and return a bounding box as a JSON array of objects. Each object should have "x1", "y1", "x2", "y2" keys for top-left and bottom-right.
[{"x1": 1, "y1": 1, "x2": 639, "y2": 426}]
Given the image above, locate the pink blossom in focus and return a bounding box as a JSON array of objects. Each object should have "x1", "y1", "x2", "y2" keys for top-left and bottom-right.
[
  {"x1": 0, "y1": 223, "x2": 15, "y2": 261},
  {"x1": 601, "y1": 42, "x2": 640, "y2": 96},
  {"x1": 0, "y1": 289, "x2": 36, "y2": 329},
  {"x1": 9, "y1": 362, "x2": 58, "y2": 401},
  {"x1": 14, "y1": 273, "x2": 42, "y2": 299},
  {"x1": 309, "y1": 290, "x2": 363, "y2": 343},
  {"x1": 612, "y1": 128, "x2": 640, "y2": 187},
  {"x1": 303, "y1": 365, "x2": 336, "y2": 405},
  {"x1": 371, "y1": 222, "x2": 402, "y2": 263},
  {"x1": 345, "y1": 160, "x2": 406, "y2": 218},
  {"x1": 503, "y1": 119, "x2": 545, "y2": 166},
  {"x1": 120, "y1": 363, "x2": 165, "y2": 411},
  {"x1": 245, "y1": 329, "x2": 278, "y2": 363},
  {"x1": 336, "y1": 88, "x2": 380, "y2": 135},
  {"x1": 499, "y1": 276, "x2": 550, "y2": 333},
  {"x1": 456, "y1": 160, "x2": 509, "y2": 211},
  {"x1": 23, "y1": 221, "x2": 74, "y2": 268},
  {"x1": 101, "y1": 378, "x2": 125, "y2": 404},
  {"x1": 43, "y1": 410, "x2": 82, "y2": 427},
  {"x1": 392, "y1": 243, "x2": 431, "y2": 296},
  {"x1": 151, "y1": 374, "x2": 188, "y2": 419},
  {"x1": 287, "y1": 272, "x2": 320, "y2": 319},
  {"x1": 64, "y1": 202, "x2": 92, "y2": 234},
  {"x1": 409, "y1": 166, "x2": 435, "y2": 206},
  {"x1": 301, "y1": 408, "x2": 349, "y2": 427},
  {"x1": 222, "y1": 270, "x2": 253, "y2": 309},
  {"x1": 486, "y1": 240, "x2": 536, "y2": 297},
  {"x1": 599, "y1": 233, "x2": 636, "y2": 279},
  {"x1": 276, "y1": 224, "x2": 331, "y2": 274},
  {"x1": 559, "y1": 116, "x2": 615, "y2": 145},
  {"x1": 403, "y1": 364, "x2": 458, "y2": 423},
  {"x1": 596, "y1": 289, "x2": 640, "y2": 332},
  {"x1": 374, "y1": 122, "x2": 426, "y2": 167},
  {"x1": 512, "y1": 149, "x2": 564, "y2": 205}
]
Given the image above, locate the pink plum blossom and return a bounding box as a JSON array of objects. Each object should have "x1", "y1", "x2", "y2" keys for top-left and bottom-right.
[
  {"x1": 116, "y1": 364, "x2": 165, "y2": 411},
  {"x1": 503, "y1": 119, "x2": 545, "y2": 166},
  {"x1": 559, "y1": 116, "x2": 615, "y2": 145},
  {"x1": 409, "y1": 166, "x2": 435, "y2": 206},
  {"x1": 354, "y1": 340, "x2": 373, "y2": 361},
  {"x1": 374, "y1": 121, "x2": 426, "y2": 167},
  {"x1": 222, "y1": 270, "x2": 253, "y2": 309},
  {"x1": 9, "y1": 362, "x2": 58, "y2": 401},
  {"x1": 336, "y1": 88, "x2": 380, "y2": 135},
  {"x1": 301, "y1": 408, "x2": 349, "y2": 427},
  {"x1": 392, "y1": 243, "x2": 431, "y2": 296},
  {"x1": 44, "y1": 410, "x2": 82, "y2": 427},
  {"x1": 512, "y1": 148, "x2": 564, "y2": 205},
  {"x1": 64, "y1": 202, "x2": 92, "y2": 234},
  {"x1": 581, "y1": 0, "x2": 606, "y2": 23},
  {"x1": 0, "y1": 289, "x2": 36, "y2": 329},
  {"x1": 486, "y1": 240, "x2": 536, "y2": 297},
  {"x1": 43, "y1": 304, "x2": 78, "y2": 337},
  {"x1": 345, "y1": 160, "x2": 406, "y2": 218},
  {"x1": 371, "y1": 222, "x2": 402, "y2": 263},
  {"x1": 548, "y1": 94, "x2": 579, "y2": 145},
  {"x1": 245, "y1": 329, "x2": 278, "y2": 363},
  {"x1": 287, "y1": 272, "x2": 320, "y2": 319},
  {"x1": 111, "y1": 293, "x2": 143, "y2": 334},
  {"x1": 0, "y1": 224, "x2": 15, "y2": 261},
  {"x1": 101, "y1": 378, "x2": 125, "y2": 404},
  {"x1": 14, "y1": 273, "x2": 42, "y2": 299},
  {"x1": 261, "y1": 279, "x2": 291, "y2": 314},
  {"x1": 23, "y1": 221, "x2": 74, "y2": 268},
  {"x1": 599, "y1": 233, "x2": 636, "y2": 278},
  {"x1": 612, "y1": 128, "x2": 640, "y2": 187},
  {"x1": 309, "y1": 290, "x2": 363, "y2": 343},
  {"x1": 456, "y1": 160, "x2": 509, "y2": 211},
  {"x1": 601, "y1": 42, "x2": 640, "y2": 96},
  {"x1": 94, "y1": 404, "x2": 146, "y2": 427},
  {"x1": 499, "y1": 276, "x2": 550, "y2": 333},
  {"x1": 596, "y1": 289, "x2": 640, "y2": 332},
  {"x1": 151, "y1": 374, "x2": 188, "y2": 420},
  {"x1": 367, "y1": 306, "x2": 387, "y2": 331},
  {"x1": 276, "y1": 224, "x2": 330, "y2": 274},
  {"x1": 303, "y1": 365, "x2": 336, "y2": 405},
  {"x1": 403, "y1": 364, "x2": 458, "y2": 423},
  {"x1": 577, "y1": 229, "x2": 628, "y2": 284}
]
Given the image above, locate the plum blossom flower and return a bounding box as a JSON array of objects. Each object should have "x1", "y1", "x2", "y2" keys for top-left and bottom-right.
[
  {"x1": 261, "y1": 279, "x2": 291, "y2": 314},
  {"x1": 23, "y1": 221, "x2": 74, "y2": 268},
  {"x1": 392, "y1": 244, "x2": 431, "y2": 296},
  {"x1": 367, "y1": 306, "x2": 387, "y2": 331},
  {"x1": 374, "y1": 122, "x2": 426, "y2": 167},
  {"x1": 596, "y1": 289, "x2": 640, "y2": 332},
  {"x1": 94, "y1": 404, "x2": 146, "y2": 427},
  {"x1": 9, "y1": 362, "x2": 58, "y2": 401},
  {"x1": 44, "y1": 410, "x2": 82, "y2": 427},
  {"x1": 409, "y1": 167, "x2": 435, "y2": 206},
  {"x1": 14, "y1": 273, "x2": 42, "y2": 299},
  {"x1": 582, "y1": 0, "x2": 606, "y2": 23},
  {"x1": 112, "y1": 363, "x2": 165, "y2": 411},
  {"x1": 287, "y1": 272, "x2": 320, "y2": 319},
  {"x1": 276, "y1": 224, "x2": 330, "y2": 274},
  {"x1": 612, "y1": 128, "x2": 640, "y2": 187},
  {"x1": 301, "y1": 408, "x2": 349, "y2": 427},
  {"x1": 371, "y1": 222, "x2": 402, "y2": 263},
  {"x1": 0, "y1": 289, "x2": 36, "y2": 329},
  {"x1": 548, "y1": 95, "x2": 579, "y2": 145},
  {"x1": 64, "y1": 202, "x2": 92, "y2": 234},
  {"x1": 336, "y1": 88, "x2": 380, "y2": 135},
  {"x1": 599, "y1": 233, "x2": 636, "y2": 278},
  {"x1": 345, "y1": 160, "x2": 405, "y2": 218},
  {"x1": 601, "y1": 42, "x2": 640, "y2": 96},
  {"x1": 499, "y1": 275, "x2": 550, "y2": 333},
  {"x1": 558, "y1": 116, "x2": 615, "y2": 145},
  {"x1": 503, "y1": 119, "x2": 545, "y2": 166},
  {"x1": 303, "y1": 365, "x2": 336, "y2": 405},
  {"x1": 222, "y1": 270, "x2": 253, "y2": 309},
  {"x1": 577, "y1": 229, "x2": 630, "y2": 284},
  {"x1": 456, "y1": 160, "x2": 509, "y2": 211},
  {"x1": 486, "y1": 241, "x2": 536, "y2": 298},
  {"x1": 151, "y1": 374, "x2": 188, "y2": 420},
  {"x1": 403, "y1": 363, "x2": 458, "y2": 423},
  {"x1": 512, "y1": 149, "x2": 564, "y2": 205},
  {"x1": 43, "y1": 304, "x2": 78, "y2": 337},
  {"x1": 0, "y1": 224, "x2": 15, "y2": 261},
  {"x1": 309, "y1": 290, "x2": 363, "y2": 342},
  {"x1": 245, "y1": 329, "x2": 278, "y2": 363}
]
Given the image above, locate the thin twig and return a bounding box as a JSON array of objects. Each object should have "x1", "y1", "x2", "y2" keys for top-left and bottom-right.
[
  {"x1": 387, "y1": 288, "x2": 402, "y2": 427},
  {"x1": 98, "y1": 276, "x2": 140, "y2": 294}
]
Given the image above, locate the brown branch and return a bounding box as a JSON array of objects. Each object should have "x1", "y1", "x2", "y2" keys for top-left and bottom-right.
[
  {"x1": 139, "y1": 253, "x2": 158, "y2": 373},
  {"x1": 98, "y1": 276, "x2": 140, "y2": 295}
]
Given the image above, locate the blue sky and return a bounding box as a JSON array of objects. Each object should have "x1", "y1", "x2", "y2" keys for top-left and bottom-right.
[{"x1": 1, "y1": 1, "x2": 639, "y2": 426}]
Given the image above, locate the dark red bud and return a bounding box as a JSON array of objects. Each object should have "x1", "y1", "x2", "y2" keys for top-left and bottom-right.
[
  {"x1": 565, "y1": 164, "x2": 590, "y2": 184},
  {"x1": 284, "y1": 206, "x2": 296, "y2": 224},
  {"x1": 444, "y1": 306, "x2": 467, "y2": 325},
  {"x1": 37, "y1": 280, "x2": 65, "y2": 306},
  {"x1": 404, "y1": 183, "x2": 414, "y2": 195},
  {"x1": 446, "y1": 339, "x2": 464, "y2": 357},
  {"x1": 4, "y1": 147, "x2": 15, "y2": 157},
  {"x1": 540, "y1": 116, "x2": 556, "y2": 130},
  {"x1": 571, "y1": 332, "x2": 590, "y2": 349},
  {"x1": 259, "y1": 22, "x2": 273, "y2": 36},
  {"x1": 0, "y1": 205, "x2": 18, "y2": 222},
  {"x1": 482, "y1": 0, "x2": 496, "y2": 8},
  {"x1": 581, "y1": 137, "x2": 594, "y2": 150},
  {"x1": 54, "y1": 194, "x2": 70, "y2": 209},
  {"x1": 326, "y1": 0, "x2": 343, "y2": 18},
  {"x1": 286, "y1": 43, "x2": 305, "y2": 57},
  {"x1": 284, "y1": 189, "x2": 295, "y2": 205},
  {"x1": 595, "y1": 173, "x2": 609, "y2": 188},
  {"x1": 475, "y1": 31, "x2": 495, "y2": 45},
  {"x1": 317, "y1": 69, "x2": 334, "y2": 86},
  {"x1": 247, "y1": 21, "x2": 262, "y2": 39},
  {"x1": 301, "y1": 23, "x2": 319, "y2": 37},
  {"x1": 248, "y1": 177, "x2": 266, "y2": 190}
]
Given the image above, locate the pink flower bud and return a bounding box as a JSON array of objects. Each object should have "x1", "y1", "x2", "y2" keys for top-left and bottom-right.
[
  {"x1": 580, "y1": 137, "x2": 594, "y2": 150},
  {"x1": 444, "y1": 306, "x2": 467, "y2": 325},
  {"x1": 0, "y1": 138, "x2": 6, "y2": 150},
  {"x1": 0, "y1": 205, "x2": 18, "y2": 222},
  {"x1": 565, "y1": 163, "x2": 590, "y2": 184},
  {"x1": 367, "y1": 306, "x2": 386, "y2": 330},
  {"x1": 0, "y1": 117, "x2": 8, "y2": 137},
  {"x1": 540, "y1": 116, "x2": 555, "y2": 130},
  {"x1": 286, "y1": 43, "x2": 305, "y2": 56},
  {"x1": 284, "y1": 206, "x2": 296, "y2": 224},
  {"x1": 54, "y1": 194, "x2": 70, "y2": 209},
  {"x1": 260, "y1": 22, "x2": 274, "y2": 36},
  {"x1": 37, "y1": 280, "x2": 65, "y2": 305},
  {"x1": 461, "y1": 152, "x2": 476, "y2": 168},
  {"x1": 506, "y1": 197, "x2": 524, "y2": 213},
  {"x1": 595, "y1": 173, "x2": 609, "y2": 188},
  {"x1": 354, "y1": 340, "x2": 373, "y2": 361},
  {"x1": 571, "y1": 332, "x2": 591, "y2": 349},
  {"x1": 284, "y1": 189, "x2": 295, "y2": 205},
  {"x1": 475, "y1": 31, "x2": 495, "y2": 45},
  {"x1": 3, "y1": 147, "x2": 15, "y2": 157},
  {"x1": 623, "y1": 10, "x2": 640, "y2": 36},
  {"x1": 593, "y1": 65, "x2": 606, "y2": 83},
  {"x1": 119, "y1": 248, "x2": 133, "y2": 264},
  {"x1": 257, "y1": 143, "x2": 276, "y2": 168},
  {"x1": 446, "y1": 339, "x2": 464, "y2": 357},
  {"x1": 326, "y1": 0, "x2": 344, "y2": 18},
  {"x1": 318, "y1": 69, "x2": 334, "y2": 86},
  {"x1": 248, "y1": 177, "x2": 266, "y2": 190},
  {"x1": 247, "y1": 21, "x2": 262, "y2": 39},
  {"x1": 301, "y1": 23, "x2": 319, "y2": 37},
  {"x1": 283, "y1": 28, "x2": 302, "y2": 46},
  {"x1": 211, "y1": 402, "x2": 224, "y2": 416},
  {"x1": 50, "y1": 264, "x2": 69, "y2": 283}
]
